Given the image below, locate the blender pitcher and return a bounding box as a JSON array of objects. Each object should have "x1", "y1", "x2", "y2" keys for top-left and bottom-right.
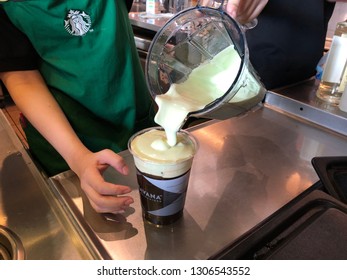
[{"x1": 145, "y1": 0, "x2": 266, "y2": 122}]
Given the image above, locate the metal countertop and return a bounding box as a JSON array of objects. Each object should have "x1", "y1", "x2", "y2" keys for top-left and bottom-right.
[
  {"x1": 49, "y1": 81, "x2": 347, "y2": 260},
  {"x1": 0, "y1": 111, "x2": 101, "y2": 260},
  {"x1": 129, "y1": 11, "x2": 169, "y2": 32},
  {"x1": 129, "y1": 2, "x2": 170, "y2": 32}
]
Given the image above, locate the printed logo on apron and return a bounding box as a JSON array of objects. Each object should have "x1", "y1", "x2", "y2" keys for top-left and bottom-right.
[{"x1": 64, "y1": 9, "x2": 92, "y2": 36}]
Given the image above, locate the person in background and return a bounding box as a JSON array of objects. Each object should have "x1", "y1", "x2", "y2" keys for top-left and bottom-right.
[
  {"x1": 200, "y1": 0, "x2": 268, "y2": 24},
  {"x1": 228, "y1": 0, "x2": 346, "y2": 89},
  {"x1": 224, "y1": 0, "x2": 268, "y2": 24}
]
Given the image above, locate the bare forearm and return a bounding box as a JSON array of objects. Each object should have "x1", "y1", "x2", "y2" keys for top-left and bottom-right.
[
  {"x1": 1, "y1": 70, "x2": 133, "y2": 213},
  {"x1": 0, "y1": 70, "x2": 90, "y2": 173}
]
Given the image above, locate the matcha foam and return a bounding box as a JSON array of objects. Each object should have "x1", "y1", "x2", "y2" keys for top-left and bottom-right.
[{"x1": 129, "y1": 128, "x2": 198, "y2": 178}]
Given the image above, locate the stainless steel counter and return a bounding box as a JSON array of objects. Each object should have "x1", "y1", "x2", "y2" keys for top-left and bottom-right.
[
  {"x1": 268, "y1": 78, "x2": 347, "y2": 137},
  {"x1": 129, "y1": 2, "x2": 170, "y2": 32},
  {"x1": 49, "y1": 82, "x2": 347, "y2": 260},
  {"x1": 0, "y1": 111, "x2": 102, "y2": 259},
  {"x1": 129, "y1": 11, "x2": 170, "y2": 32}
]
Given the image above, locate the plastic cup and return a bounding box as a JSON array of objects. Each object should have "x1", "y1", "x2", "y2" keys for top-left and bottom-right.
[{"x1": 128, "y1": 127, "x2": 198, "y2": 226}]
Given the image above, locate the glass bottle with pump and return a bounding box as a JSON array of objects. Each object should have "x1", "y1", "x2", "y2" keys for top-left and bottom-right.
[{"x1": 316, "y1": 19, "x2": 347, "y2": 104}]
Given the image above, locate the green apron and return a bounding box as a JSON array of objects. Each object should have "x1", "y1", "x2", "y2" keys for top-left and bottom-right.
[{"x1": 2, "y1": 0, "x2": 155, "y2": 175}]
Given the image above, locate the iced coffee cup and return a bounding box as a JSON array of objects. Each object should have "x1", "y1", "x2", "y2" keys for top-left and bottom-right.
[{"x1": 128, "y1": 127, "x2": 198, "y2": 226}]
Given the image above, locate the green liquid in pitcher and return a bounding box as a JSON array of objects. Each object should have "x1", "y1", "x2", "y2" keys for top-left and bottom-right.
[{"x1": 154, "y1": 45, "x2": 243, "y2": 146}]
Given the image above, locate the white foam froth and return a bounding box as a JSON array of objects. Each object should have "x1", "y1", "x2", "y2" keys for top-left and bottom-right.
[{"x1": 130, "y1": 129, "x2": 197, "y2": 178}]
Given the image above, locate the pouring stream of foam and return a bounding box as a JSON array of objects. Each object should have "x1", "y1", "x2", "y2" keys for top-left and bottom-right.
[{"x1": 154, "y1": 45, "x2": 242, "y2": 146}]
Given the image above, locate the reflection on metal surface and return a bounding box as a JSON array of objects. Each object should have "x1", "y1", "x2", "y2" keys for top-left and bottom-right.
[
  {"x1": 0, "y1": 111, "x2": 99, "y2": 259},
  {"x1": 193, "y1": 128, "x2": 226, "y2": 151},
  {"x1": 285, "y1": 172, "x2": 307, "y2": 196},
  {"x1": 129, "y1": 11, "x2": 169, "y2": 32},
  {"x1": 0, "y1": 225, "x2": 25, "y2": 260}
]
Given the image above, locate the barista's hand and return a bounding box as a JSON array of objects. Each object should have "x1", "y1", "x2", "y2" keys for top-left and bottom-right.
[
  {"x1": 76, "y1": 149, "x2": 134, "y2": 214},
  {"x1": 0, "y1": 70, "x2": 134, "y2": 215},
  {"x1": 225, "y1": 0, "x2": 268, "y2": 25}
]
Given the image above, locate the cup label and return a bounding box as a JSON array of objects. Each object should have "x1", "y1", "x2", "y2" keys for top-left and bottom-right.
[{"x1": 137, "y1": 170, "x2": 190, "y2": 217}]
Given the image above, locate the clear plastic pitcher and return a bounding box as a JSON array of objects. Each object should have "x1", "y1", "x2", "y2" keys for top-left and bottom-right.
[{"x1": 145, "y1": 2, "x2": 266, "y2": 121}]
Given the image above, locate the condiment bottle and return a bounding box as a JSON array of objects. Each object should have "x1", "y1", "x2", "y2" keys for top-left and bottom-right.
[
  {"x1": 316, "y1": 19, "x2": 347, "y2": 105},
  {"x1": 146, "y1": 0, "x2": 160, "y2": 14}
]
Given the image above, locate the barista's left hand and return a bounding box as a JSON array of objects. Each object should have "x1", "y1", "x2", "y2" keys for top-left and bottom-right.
[{"x1": 225, "y1": 0, "x2": 268, "y2": 24}]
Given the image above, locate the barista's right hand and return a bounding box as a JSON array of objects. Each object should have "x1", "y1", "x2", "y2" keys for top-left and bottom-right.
[
  {"x1": 75, "y1": 149, "x2": 134, "y2": 214},
  {"x1": 199, "y1": 0, "x2": 268, "y2": 25},
  {"x1": 225, "y1": 0, "x2": 268, "y2": 25}
]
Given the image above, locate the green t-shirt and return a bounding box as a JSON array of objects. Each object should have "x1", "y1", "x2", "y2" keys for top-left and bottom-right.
[{"x1": 2, "y1": 0, "x2": 155, "y2": 175}]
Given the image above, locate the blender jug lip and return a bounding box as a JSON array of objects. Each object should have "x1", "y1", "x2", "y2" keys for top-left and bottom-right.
[{"x1": 145, "y1": 5, "x2": 248, "y2": 117}]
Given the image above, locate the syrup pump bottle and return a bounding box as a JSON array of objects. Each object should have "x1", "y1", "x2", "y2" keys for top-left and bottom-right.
[{"x1": 316, "y1": 19, "x2": 347, "y2": 105}]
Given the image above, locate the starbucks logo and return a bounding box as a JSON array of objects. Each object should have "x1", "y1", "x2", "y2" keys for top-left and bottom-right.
[{"x1": 64, "y1": 9, "x2": 92, "y2": 36}]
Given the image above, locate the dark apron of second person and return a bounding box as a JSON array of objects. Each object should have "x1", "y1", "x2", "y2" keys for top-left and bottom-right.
[{"x1": 246, "y1": 0, "x2": 335, "y2": 89}]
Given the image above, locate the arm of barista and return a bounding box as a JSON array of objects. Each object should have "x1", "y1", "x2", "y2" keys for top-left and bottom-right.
[{"x1": 0, "y1": 70, "x2": 134, "y2": 214}]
